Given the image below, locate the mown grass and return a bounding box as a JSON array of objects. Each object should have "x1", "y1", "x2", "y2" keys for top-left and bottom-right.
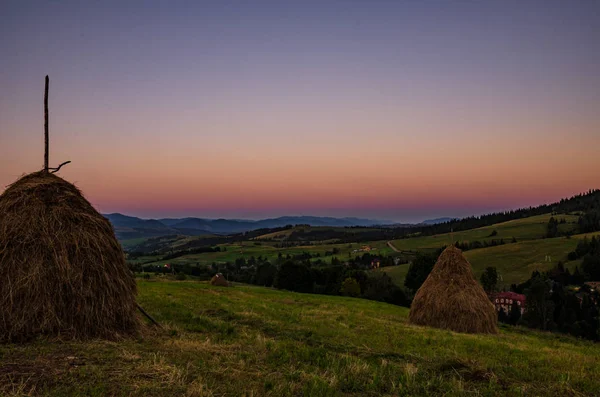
[
  {"x1": 2, "y1": 280, "x2": 600, "y2": 396},
  {"x1": 383, "y1": 231, "x2": 600, "y2": 288}
]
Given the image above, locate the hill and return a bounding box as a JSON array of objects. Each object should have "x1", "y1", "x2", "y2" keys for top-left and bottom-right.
[
  {"x1": 105, "y1": 213, "x2": 392, "y2": 239},
  {"x1": 3, "y1": 279, "x2": 599, "y2": 396},
  {"x1": 389, "y1": 213, "x2": 580, "y2": 253},
  {"x1": 420, "y1": 217, "x2": 456, "y2": 225},
  {"x1": 104, "y1": 213, "x2": 181, "y2": 240},
  {"x1": 126, "y1": 212, "x2": 592, "y2": 292},
  {"x1": 253, "y1": 225, "x2": 383, "y2": 241},
  {"x1": 109, "y1": 188, "x2": 600, "y2": 241},
  {"x1": 384, "y1": 230, "x2": 600, "y2": 288}
]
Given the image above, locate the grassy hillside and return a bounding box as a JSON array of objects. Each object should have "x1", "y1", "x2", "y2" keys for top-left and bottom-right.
[
  {"x1": 2, "y1": 280, "x2": 599, "y2": 396},
  {"x1": 383, "y1": 231, "x2": 600, "y2": 288},
  {"x1": 254, "y1": 226, "x2": 381, "y2": 241},
  {"x1": 140, "y1": 240, "x2": 396, "y2": 268},
  {"x1": 131, "y1": 213, "x2": 587, "y2": 290},
  {"x1": 389, "y1": 214, "x2": 579, "y2": 253}
]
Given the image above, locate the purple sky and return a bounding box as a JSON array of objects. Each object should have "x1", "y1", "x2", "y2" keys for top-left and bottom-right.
[{"x1": 1, "y1": 1, "x2": 599, "y2": 222}]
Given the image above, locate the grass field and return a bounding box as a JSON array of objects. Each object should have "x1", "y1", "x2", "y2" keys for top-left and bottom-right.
[
  {"x1": 389, "y1": 214, "x2": 579, "y2": 253},
  {"x1": 141, "y1": 240, "x2": 397, "y2": 269},
  {"x1": 382, "y1": 231, "x2": 600, "y2": 288},
  {"x1": 132, "y1": 213, "x2": 587, "y2": 290},
  {"x1": 2, "y1": 280, "x2": 600, "y2": 396},
  {"x1": 120, "y1": 237, "x2": 151, "y2": 250},
  {"x1": 254, "y1": 226, "x2": 381, "y2": 241}
]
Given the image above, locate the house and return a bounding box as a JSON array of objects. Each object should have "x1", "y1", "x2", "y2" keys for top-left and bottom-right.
[
  {"x1": 584, "y1": 281, "x2": 600, "y2": 291},
  {"x1": 493, "y1": 291, "x2": 526, "y2": 315}
]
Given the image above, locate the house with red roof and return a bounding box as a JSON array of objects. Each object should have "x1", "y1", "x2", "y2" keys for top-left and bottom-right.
[{"x1": 493, "y1": 291, "x2": 526, "y2": 315}]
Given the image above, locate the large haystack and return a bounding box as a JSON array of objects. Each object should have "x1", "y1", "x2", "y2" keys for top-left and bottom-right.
[
  {"x1": 210, "y1": 273, "x2": 230, "y2": 287},
  {"x1": 0, "y1": 171, "x2": 139, "y2": 341},
  {"x1": 409, "y1": 246, "x2": 498, "y2": 334}
]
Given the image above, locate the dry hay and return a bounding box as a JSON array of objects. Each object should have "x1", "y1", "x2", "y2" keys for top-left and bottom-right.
[
  {"x1": 409, "y1": 245, "x2": 498, "y2": 334},
  {"x1": 210, "y1": 273, "x2": 230, "y2": 287},
  {"x1": 0, "y1": 171, "x2": 139, "y2": 342}
]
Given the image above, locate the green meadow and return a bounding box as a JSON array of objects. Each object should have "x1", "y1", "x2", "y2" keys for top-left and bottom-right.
[
  {"x1": 383, "y1": 231, "x2": 600, "y2": 288},
  {"x1": 388, "y1": 214, "x2": 580, "y2": 253},
  {"x1": 134, "y1": 213, "x2": 589, "y2": 291},
  {"x1": 141, "y1": 240, "x2": 396, "y2": 269},
  {"x1": 2, "y1": 280, "x2": 599, "y2": 396}
]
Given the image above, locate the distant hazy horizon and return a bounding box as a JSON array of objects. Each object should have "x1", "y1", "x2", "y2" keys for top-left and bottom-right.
[
  {"x1": 2, "y1": 1, "x2": 599, "y2": 223},
  {"x1": 100, "y1": 188, "x2": 588, "y2": 225}
]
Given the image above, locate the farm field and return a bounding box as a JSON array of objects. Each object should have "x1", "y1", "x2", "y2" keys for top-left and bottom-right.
[{"x1": 2, "y1": 280, "x2": 600, "y2": 396}]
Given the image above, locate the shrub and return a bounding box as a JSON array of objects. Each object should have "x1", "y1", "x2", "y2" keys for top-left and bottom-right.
[
  {"x1": 404, "y1": 251, "x2": 439, "y2": 292},
  {"x1": 175, "y1": 273, "x2": 187, "y2": 281},
  {"x1": 365, "y1": 273, "x2": 409, "y2": 307},
  {"x1": 340, "y1": 278, "x2": 361, "y2": 297}
]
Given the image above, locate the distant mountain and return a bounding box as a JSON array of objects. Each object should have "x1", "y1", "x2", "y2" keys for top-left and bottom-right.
[
  {"x1": 165, "y1": 218, "x2": 257, "y2": 234},
  {"x1": 103, "y1": 213, "x2": 392, "y2": 240},
  {"x1": 105, "y1": 213, "x2": 169, "y2": 229},
  {"x1": 255, "y1": 216, "x2": 392, "y2": 228},
  {"x1": 103, "y1": 213, "x2": 181, "y2": 240},
  {"x1": 420, "y1": 217, "x2": 457, "y2": 225}
]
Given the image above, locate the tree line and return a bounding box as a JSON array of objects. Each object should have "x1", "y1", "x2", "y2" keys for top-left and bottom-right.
[{"x1": 134, "y1": 252, "x2": 411, "y2": 308}]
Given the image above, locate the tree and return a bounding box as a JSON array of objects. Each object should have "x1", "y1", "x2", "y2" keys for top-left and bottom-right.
[
  {"x1": 340, "y1": 278, "x2": 361, "y2": 297},
  {"x1": 498, "y1": 308, "x2": 509, "y2": 323},
  {"x1": 480, "y1": 267, "x2": 498, "y2": 293},
  {"x1": 404, "y1": 251, "x2": 438, "y2": 291},
  {"x1": 521, "y1": 276, "x2": 555, "y2": 331},
  {"x1": 509, "y1": 300, "x2": 522, "y2": 325},
  {"x1": 253, "y1": 262, "x2": 277, "y2": 286},
  {"x1": 582, "y1": 254, "x2": 600, "y2": 281},
  {"x1": 364, "y1": 273, "x2": 409, "y2": 306},
  {"x1": 572, "y1": 266, "x2": 585, "y2": 285},
  {"x1": 546, "y1": 217, "x2": 559, "y2": 238},
  {"x1": 274, "y1": 261, "x2": 313, "y2": 293},
  {"x1": 345, "y1": 269, "x2": 369, "y2": 293}
]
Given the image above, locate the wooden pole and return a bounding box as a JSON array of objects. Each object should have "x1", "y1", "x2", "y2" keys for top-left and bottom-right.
[
  {"x1": 136, "y1": 303, "x2": 163, "y2": 329},
  {"x1": 44, "y1": 75, "x2": 49, "y2": 172}
]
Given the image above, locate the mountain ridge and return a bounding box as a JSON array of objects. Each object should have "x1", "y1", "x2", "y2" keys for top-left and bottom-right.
[{"x1": 103, "y1": 213, "x2": 395, "y2": 239}]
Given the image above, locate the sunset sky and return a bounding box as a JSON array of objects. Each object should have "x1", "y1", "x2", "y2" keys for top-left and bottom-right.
[{"x1": 1, "y1": 1, "x2": 599, "y2": 222}]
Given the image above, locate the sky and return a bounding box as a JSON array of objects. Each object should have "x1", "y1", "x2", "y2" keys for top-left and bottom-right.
[{"x1": 1, "y1": 1, "x2": 599, "y2": 223}]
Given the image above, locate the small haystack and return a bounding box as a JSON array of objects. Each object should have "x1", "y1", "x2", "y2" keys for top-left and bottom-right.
[
  {"x1": 0, "y1": 171, "x2": 139, "y2": 341},
  {"x1": 210, "y1": 273, "x2": 230, "y2": 287},
  {"x1": 409, "y1": 246, "x2": 498, "y2": 334}
]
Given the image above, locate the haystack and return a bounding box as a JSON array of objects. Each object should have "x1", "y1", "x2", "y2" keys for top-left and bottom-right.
[
  {"x1": 0, "y1": 171, "x2": 139, "y2": 341},
  {"x1": 210, "y1": 273, "x2": 230, "y2": 287},
  {"x1": 409, "y1": 246, "x2": 498, "y2": 334}
]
